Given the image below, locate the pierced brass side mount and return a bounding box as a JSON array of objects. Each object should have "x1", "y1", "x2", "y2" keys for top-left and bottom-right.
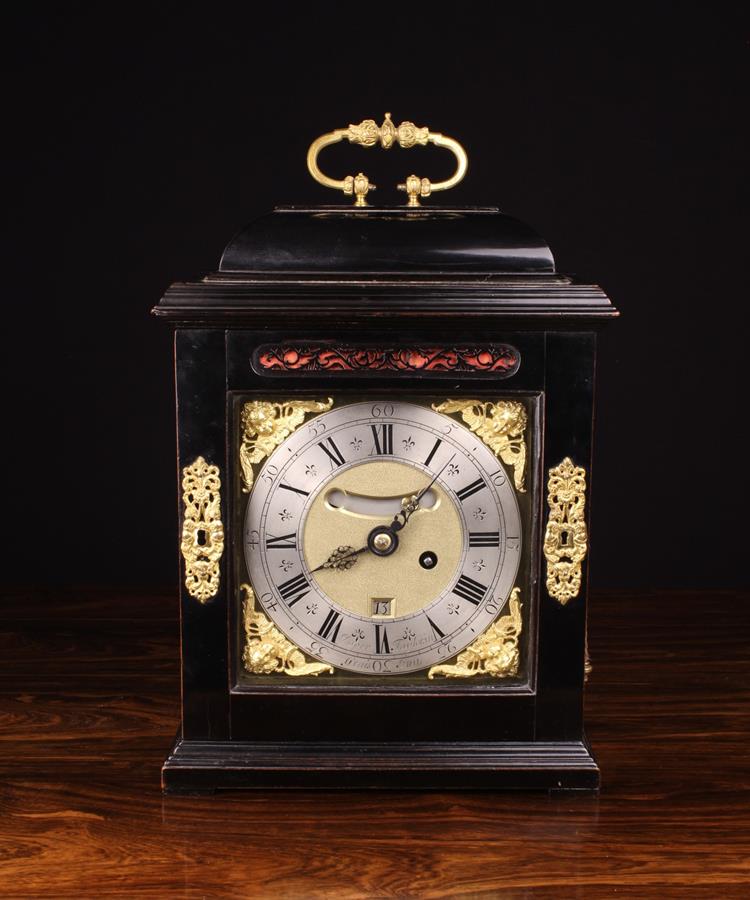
[{"x1": 306, "y1": 113, "x2": 468, "y2": 207}]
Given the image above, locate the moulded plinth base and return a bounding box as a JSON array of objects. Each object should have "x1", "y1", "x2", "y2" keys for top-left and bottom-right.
[{"x1": 161, "y1": 737, "x2": 599, "y2": 793}]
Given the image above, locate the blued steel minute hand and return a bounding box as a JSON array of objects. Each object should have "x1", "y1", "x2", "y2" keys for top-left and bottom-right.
[{"x1": 391, "y1": 453, "x2": 456, "y2": 531}]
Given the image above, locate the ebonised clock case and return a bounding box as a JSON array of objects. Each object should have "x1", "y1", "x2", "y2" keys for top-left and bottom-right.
[{"x1": 153, "y1": 205, "x2": 617, "y2": 792}]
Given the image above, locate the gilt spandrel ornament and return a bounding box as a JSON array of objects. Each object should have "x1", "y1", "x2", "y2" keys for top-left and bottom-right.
[
  {"x1": 239, "y1": 398, "x2": 334, "y2": 492},
  {"x1": 432, "y1": 399, "x2": 527, "y2": 492},
  {"x1": 428, "y1": 588, "x2": 522, "y2": 679},
  {"x1": 241, "y1": 584, "x2": 333, "y2": 677}
]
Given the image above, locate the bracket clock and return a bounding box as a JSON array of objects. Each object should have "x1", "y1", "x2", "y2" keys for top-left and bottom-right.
[{"x1": 154, "y1": 114, "x2": 618, "y2": 792}]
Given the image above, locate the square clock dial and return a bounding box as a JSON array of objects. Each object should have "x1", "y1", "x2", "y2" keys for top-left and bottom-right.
[{"x1": 237, "y1": 395, "x2": 535, "y2": 683}]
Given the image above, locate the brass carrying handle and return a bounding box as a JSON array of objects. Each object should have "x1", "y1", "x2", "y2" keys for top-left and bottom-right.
[{"x1": 306, "y1": 112, "x2": 468, "y2": 207}]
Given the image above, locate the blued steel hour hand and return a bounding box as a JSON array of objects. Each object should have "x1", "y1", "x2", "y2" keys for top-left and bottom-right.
[
  {"x1": 310, "y1": 544, "x2": 368, "y2": 574},
  {"x1": 311, "y1": 525, "x2": 397, "y2": 572}
]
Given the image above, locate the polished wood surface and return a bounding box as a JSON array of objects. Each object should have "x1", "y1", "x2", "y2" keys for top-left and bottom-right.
[{"x1": 1, "y1": 587, "x2": 748, "y2": 897}]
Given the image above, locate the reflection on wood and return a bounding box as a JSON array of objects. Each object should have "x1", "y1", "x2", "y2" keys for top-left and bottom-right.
[{"x1": 1, "y1": 586, "x2": 748, "y2": 894}]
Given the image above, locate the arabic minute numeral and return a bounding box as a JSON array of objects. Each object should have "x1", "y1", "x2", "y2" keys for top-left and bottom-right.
[
  {"x1": 260, "y1": 464, "x2": 279, "y2": 485},
  {"x1": 260, "y1": 591, "x2": 279, "y2": 613}
]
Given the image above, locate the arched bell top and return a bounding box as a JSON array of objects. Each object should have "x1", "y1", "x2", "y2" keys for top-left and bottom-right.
[{"x1": 219, "y1": 206, "x2": 556, "y2": 274}]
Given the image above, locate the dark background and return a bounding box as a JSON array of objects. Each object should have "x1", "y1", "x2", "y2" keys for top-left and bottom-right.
[{"x1": 7, "y1": 6, "x2": 747, "y2": 589}]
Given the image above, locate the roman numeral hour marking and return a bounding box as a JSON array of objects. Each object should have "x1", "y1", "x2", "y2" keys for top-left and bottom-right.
[
  {"x1": 277, "y1": 573, "x2": 310, "y2": 606},
  {"x1": 423, "y1": 438, "x2": 442, "y2": 467},
  {"x1": 279, "y1": 483, "x2": 310, "y2": 497},
  {"x1": 375, "y1": 623, "x2": 391, "y2": 654},
  {"x1": 318, "y1": 437, "x2": 346, "y2": 468},
  {"x1": 426, "y1": 615, "x2": 445, "y2": 639},
  {"x1": 452, "y1": 573, "x2": 488, "y2": 605},
  {"x1": 456, "y1": 477, "x2": 486, "y2": 502},
  {"x1": 468, "y1": 531, "x2": 500, "y2": 547},
  {"x1": 370, "y1": 423, "x2": 393, "y2": 455},
  {"x1": 318, "y1": 609, "x2": 342, "y2": 642}
]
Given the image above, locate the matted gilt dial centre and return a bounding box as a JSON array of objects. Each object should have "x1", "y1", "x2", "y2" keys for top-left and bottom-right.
[{"x1": 305, "y1": 460, "x2": 463, "y2": 617}]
